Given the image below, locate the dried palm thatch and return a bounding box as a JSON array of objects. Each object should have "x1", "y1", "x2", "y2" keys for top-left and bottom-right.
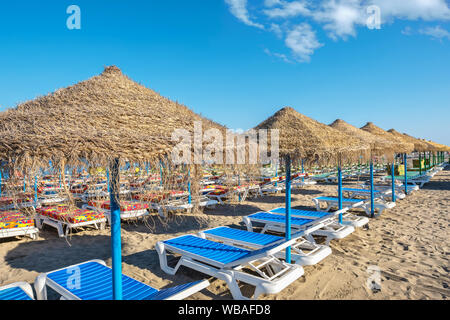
[
  {"x1": 360, "y1": 122, "x2": 414, "y2": 154},
  {"x1": 330, "y1": 119, "x2": 394, "y2": 159},
  {"x1": 387, "y1": 129, "x2": 435, "y2": 152},
  {"x1": 254, "y1": 107, "x2": 370, "y2": 165},
  {"x1": 425, "y1": 140, "x2": 450, "y2": 152},
  {"x1": 0, "y1": 66, "x2": 228, "y2": 172}
]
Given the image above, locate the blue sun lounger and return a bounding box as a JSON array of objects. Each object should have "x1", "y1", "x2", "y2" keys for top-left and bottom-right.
[
  {"x1": 269, "y1": 207, "x2": 369, "y2": 228},
  {"x1": 34, "y1": 260, "x2": 209, "y2": 300},
  {"x1": 198, "y1": 226, "x2": 331, "y2": 266},
  {"x1": 156, "y1": 234, "x2": 304, "y2": 300},
  {"x1": 242, "y1": 211, "x2": 355, "y2": 245},
  {"x1": 312, "y1": 196, "x2": 395, "y2": 217},
  {"x1": 0, "y1": 282, "x2": 34, "y2": 300}
]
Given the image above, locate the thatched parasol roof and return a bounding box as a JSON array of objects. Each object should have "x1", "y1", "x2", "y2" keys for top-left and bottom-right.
[
  {"x1": 254, "y1": 107, "x2": 370, "y2": 164},
  {"x1": 360, "y1": 122, "x2": 414, "y2": 154},
  {"x1": 0, "y1": 66, "x2": 227, "y2": 171},
  {"x1": 330, "y1": 119, "x2": 394, "y2": 157},
  {"x1": 425, "y1": 140, "x2": 450, "y2": 152},
  {"x1": 387, "y1": 129, "x2": 434, "y2": 152}
]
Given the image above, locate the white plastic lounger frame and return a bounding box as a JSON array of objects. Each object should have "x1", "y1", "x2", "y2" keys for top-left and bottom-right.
[
  {"x1": 0, "y1": 225, "x2": 39, "y2": 240},
  {"x1": 0, "y1": 282, "x2": 34, "y2": 300},
  {"x1": 198, "y1": 227, "x2": 331, "y2": 266},
  {"x1": 35, "y1": 214, "x2": 106, "y2": 238},
  {"x1": 156, "y1": 235, "x2": 304, "y2": 300}
]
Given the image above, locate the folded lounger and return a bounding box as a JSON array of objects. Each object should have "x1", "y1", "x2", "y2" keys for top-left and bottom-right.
[
  {"x1": 0, "y1": 211, "x2": 39, "y2": 240},
  {"x1": 198, "y1": 226, "x2": 331, "y2": 266},
  {"x1": 269, "y1": 206, "x2": 369, "y2": 229},
  {"x1": 0, "y1": 282, "x2": 34, "y2": 300},
  {"x1": 312, "y1": 196, "x2": 395, "y2": 217},
  {"x1": 36, "y1": 205, "x2": 106, "y2": 237},
  {"x1": 243, "y1": 211, "x2": 354, "y2": 245},
  {"x1": 156, "y1": 234, "x2": 304, "y2": 300},
  {"x1": 34, "y1": 260, "x2": 209, "y2": 300},
  {"x1": 84, "y1": 200, "x2": 149, "y2": 224}
]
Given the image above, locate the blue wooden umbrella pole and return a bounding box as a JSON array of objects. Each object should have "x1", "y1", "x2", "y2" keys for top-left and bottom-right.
[
  {"x1": 109, "y1": 158, "x2": 123, "y2": 300},
  {"x1": 404, "y1": 154, "x2": 408, "y2": 195},
  {"x1": 419, "y1": 152, "x2": 422, "y2": 175},
  {"x1": 188, "y1": 168, "x2": 191, "y2": 204},
  {"x1": 337, "y1": 164, "x2": 343, "y2": 224},
  {"x1": 370, "y1": 160, "x2": 375, "y2": 218},
  {"x1": 285, "y1": 155, "x2": 292, "y2": 264},
  {"x1": 34, "y1": 176, "x2": 38, "y2": 207},
  {"x1": 301, "y1": 159, "x2": 304, "y2": 183},
  {"x1": 0, "y1": 168, "x2": 2, "y2": 198},
  {"x1": 391, "y1": 156, "x2": 396, "y2": 203},
  {"x1": 106, "y1": 168, "x2": 110, "y2": 194}
]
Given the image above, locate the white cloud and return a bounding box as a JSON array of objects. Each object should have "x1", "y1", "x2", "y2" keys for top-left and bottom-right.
[
  {"x1": 370, "y1": 0, "x2": 450, "y2": 22},
  {"x1": 312, "y1": 0, "x2": 366, "y2": 40},
  {"x1": 285, "y1": 23, "x2": 324, "y2": 62},
  {"x1": 224, "y1": 0, "x2": 264, "y2": 29},
  {"x1": 223, "y1": 0, "x2": 450, "y2": 63},
  {"x1": 264, "y1": 48, "x2": 293, "y2": 63},
  {"x1": 269, "y1": 23, "x2": 284, "y2": 38},
  {"x1": 263, "y1": 1, "x2": 311, "y2": 19},
  {"x1": 419, "y1": 25, "x2": 450, "y2": 40}
]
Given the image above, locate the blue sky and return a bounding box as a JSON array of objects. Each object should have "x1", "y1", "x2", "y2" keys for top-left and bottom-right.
[{"x1": 0, "y1": 1, "x2": 449, "y2": 145}]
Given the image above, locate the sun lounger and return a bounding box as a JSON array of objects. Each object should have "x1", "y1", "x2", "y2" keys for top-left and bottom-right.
[
  {"x1": 0, "y1": 211, "x2": 39, "y2": 240},
  {"x1": 34, "y1": 259, "x2": 209, "y2": 300},
  {"x1": 242, "y1": 211, "x2": 354, "y2": 245},
  {"x1": 312, "y1": 196, "x2": 395, "y2": 217},
  {"x1": 35, "y1": 205, "x2": 106, "y2": 237},
  {"x1": 0, "y1": 282, "x2": 34, "y2": 300},
  {"x1": 156, "y1": 234, "x2": 304, "y2": 299},
  {"x1": 269, "y1": 206, "x2": 369, "y2": 228},
  {"x1": 198, "y1": 226, "x2": 331, "y2": 266},
  {"x1": 84, "y1": 200, "x2": 149, "y2": 224}
]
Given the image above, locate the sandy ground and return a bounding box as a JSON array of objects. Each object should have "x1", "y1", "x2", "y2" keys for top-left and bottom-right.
[{"x1": 1, "y1": 167, "x2": 449, "y2": 300}]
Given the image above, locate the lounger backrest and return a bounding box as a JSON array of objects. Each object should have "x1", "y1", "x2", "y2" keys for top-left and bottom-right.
[{"x1": 0, "y1": 285, "x2": 32, "y2": 300}]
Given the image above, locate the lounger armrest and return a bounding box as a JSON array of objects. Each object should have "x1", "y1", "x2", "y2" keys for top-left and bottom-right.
[{"x1": 333, "y1": 208, "x2": 349, "y2": 215}]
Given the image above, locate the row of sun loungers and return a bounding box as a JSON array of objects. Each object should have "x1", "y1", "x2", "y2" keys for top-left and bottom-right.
[{"x1": 0, "y1": 260, "x2": 210, "y2": 300}]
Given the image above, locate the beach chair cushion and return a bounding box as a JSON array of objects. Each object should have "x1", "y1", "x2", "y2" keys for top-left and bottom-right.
[
  {"x1": 248, "y1": 212, "x2": 314, "y2": 227},
  {"x1": 204, "y1": 227, "x2": 282, "y2": 247},
  {"x1": 37, "y1": 205, "x2": 104, "y2": 224},
  {"x1": 270, "y1": 207, "x2": 330, "y2": 219},
  {"x1": 0, "y1": 211, "x2": 35, "y2": 230},
  {"x1": 87, "y1": 200, "x2": 149, "y2": 212},
  {"x1": 44, "y1": 261, "x2": 205, "y2": 300},
  {"x1": 315, "y1": 197, "x2": 362, "y2": 203},
  {"x1": 0, "y1": 285, "x2": 33, "y2": 300},
  {"x1": 164, "y1": 235, "x2": 252, "y2": 265}
]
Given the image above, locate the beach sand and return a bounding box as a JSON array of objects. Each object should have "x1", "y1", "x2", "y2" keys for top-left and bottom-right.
[{"x1": 1, "y1": 167, "x2": 449, "y2": 300}]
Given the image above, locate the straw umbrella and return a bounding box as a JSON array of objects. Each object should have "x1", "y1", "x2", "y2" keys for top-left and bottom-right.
[
  {"x1": 387, "y1": 129, "x2": 436, "y2": 174},
  {"x1": 330, "y1": 119, "x2": 395, "y2": 216},
  {"x1": 255, "y1": 107, "x2": 370, "y2": 261},
  {"x1": 361, "y1": 122, "x2": 414, "y2": 195},
  {"x1": 0, "y1": 66, "x2": 227, "y2": 299}
]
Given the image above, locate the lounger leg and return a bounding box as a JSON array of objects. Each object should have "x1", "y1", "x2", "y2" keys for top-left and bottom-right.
[
  {"x1": 155, "y1": 242, "x2": 182, "y2": 275},
  {"x1": 34, "y1": 274, "x2": 48, "y2": 300},
  {"x1": 242, "y1": 217, "x2": 253, "y2": 232},
  {"x1": 312, "y1": 199, "x2": 320, "y2": 211}
]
